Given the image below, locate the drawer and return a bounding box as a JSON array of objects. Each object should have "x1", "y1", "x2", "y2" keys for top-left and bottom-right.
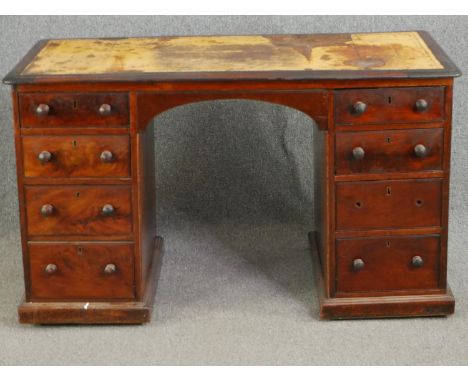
[
  {"x1": 25, "y1": 185, "x2": 132, "y2": 236},
  {"x1": 19, "y1": 92, "x2": 129, "y2": 128},
  {"x1": 335, "y1": 87, "x2": 444, "y2": 125},
  {"x1": 336, "y1": 179, "x2": 442, "y2": 230},
  {"x1": 22, "y1": 135, "x2": 130, "y2": 178},
  {"x1": 335, "y1": 128, "x2": 443, "y2": 175},
  {"x1": 29, "y1": 242, "x2": 134, "y2": 300},
  {"x1": 336, "y1": 235, "x2": 440, "y2": 293}
]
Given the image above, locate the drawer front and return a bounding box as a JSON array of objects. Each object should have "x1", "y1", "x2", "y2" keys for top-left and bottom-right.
[
  {"x1": 29, "y1": 242, "x2": 134, "y2": 300},
  {"x1": 25, "y1": 185, "x2": 132, "y2": 236},
  {"x1": 335, "y1": 128, "x2": 443, "y2": 175},
  {"x1": 22, "y1": 135, "x2": 130, "y2": 178},
  {"x1": 335, "y1": 87, "x2": 444, "y2": 125},
  {"x1": 336, "y1": 179, "x2": 442, "y2": 230},
  {"x1": 19, "y1": 92, "x2": 129, "y2": 128},
  {"x1": 336, "y1": 235, "x2": 440, "y2": 293}
]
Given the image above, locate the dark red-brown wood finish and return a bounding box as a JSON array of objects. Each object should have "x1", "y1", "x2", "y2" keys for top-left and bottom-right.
[{"x1": 3, "y1": 31, "x2": 460, "y2": 323}]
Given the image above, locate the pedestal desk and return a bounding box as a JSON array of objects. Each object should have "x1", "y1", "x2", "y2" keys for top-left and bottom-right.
[{"x1": 3, "y1": 31, "x2": 461, "y2": 324}]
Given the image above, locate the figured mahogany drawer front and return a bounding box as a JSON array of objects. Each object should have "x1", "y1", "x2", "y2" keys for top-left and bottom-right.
[
  {"x1": 335, "y1": 128, "x2": 444, "y2": 174},
  {"x1": 25, "y1": 185, "x2": 132, "y2": 236},
  {"x1": 336, "y1": 179, "x2": 442, "y2": 230},
  {"x1": 22, "y1": 135, "x2": 130, "y2": 178},
  {"x1": 336, "y1": 235, "x2": 440, "y2": 293},
  {"x1": 335, "y1": 87, "x2": 444, "y2": 125},
  {"x1": 29, "y1": 242, "x2": 134, "y2": 300},
  {"x1": 19, "y1": 92, "x2": 129, "y2": 128}
]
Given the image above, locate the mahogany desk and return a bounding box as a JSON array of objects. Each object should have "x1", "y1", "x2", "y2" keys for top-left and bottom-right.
[{"x1": 3, "y1": 31, "x2": 461, "y2": 324}]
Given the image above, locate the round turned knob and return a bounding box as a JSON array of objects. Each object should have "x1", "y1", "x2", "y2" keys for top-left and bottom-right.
[
  {"x1": 414, "y1": 144, "x2": 428, "y2": 158},
  {"x1": 411, "y1": 255, "x2": 424, "y2": 268},
  {"x1": 38, "y1": 150, "x2": 52, "y2": 163},
  {"x1": 35, "y1": 104, "x2": 50, "y2": 116},
  {"x1": 352, "y1": 146, "x2": 365, "y2": 160},
  {"x1": 100, "y1": 150, "x2": 114, "y2": 163},
  {"x1": 351, "y1": 101, "x2": 367, "y2": 116},
  {"x1": 40, "y1": 204, "x2": 54, "y2": 216},
  {"x1": 352, "y1": 258, "x2": 365, "y2": 271},
  {"x1": 104, "y1": 263, "x2": 117, "y2": 274},
  {"x1": 415, "y1": 99, "x2": 429, "y2": 112},
  {"x1": 44, "y1": 263, "x2": 58, "y2": 274},
  {"x1": 98, "y1": 103, "x2": 112, "y2": 116},
  {"x1": 101, "y1": 204, "x2": 115, "y2": 216}
]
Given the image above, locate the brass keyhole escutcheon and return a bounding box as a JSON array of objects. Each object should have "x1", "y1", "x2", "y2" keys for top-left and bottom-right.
[
  {"x1": 386, "y1": 186, "x2": 392, "y2": 196},
  {"x1": 386, "y1": 137, "x2": 392, "y2": 143}
]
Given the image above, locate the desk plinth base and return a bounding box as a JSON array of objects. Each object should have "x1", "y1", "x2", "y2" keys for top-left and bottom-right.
[
  {"x1": 308, "y1": 232, "x2": 455, "y2": 319},
  {"x1": 18, "y1": 236, "x2": 164, "y2": 325}
]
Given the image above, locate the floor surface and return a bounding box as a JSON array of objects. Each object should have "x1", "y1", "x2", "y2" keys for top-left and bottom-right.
[{"x1": 1, "y1": 216, "x2": 467, "y2": 365}]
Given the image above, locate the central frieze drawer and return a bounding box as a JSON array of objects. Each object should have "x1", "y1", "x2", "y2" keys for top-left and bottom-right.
[
  {"x1": 25, "y1": 185, "x2": 132, "y2": 236},
  {"x1": 28, "y1": 242, "x2": 135, "y2": 300},
  {"x1": 19, "y1": 92, "x2": 129, "y2": 128},
  {"x1": 335, "y1": 87, "x2": 445, "y2": 125},
  {"x1": 22, "y1": 135, "x2": 131, "y2": 178},
  {"x1": 336, "y1": 179, "x2": 442, "y2": 230},
  {"x1": 335, "y1": 128, "x2": 443, "y2": 174},
  {"x1": 336, "y1": 235, "x2": 440, "y2": 293}
]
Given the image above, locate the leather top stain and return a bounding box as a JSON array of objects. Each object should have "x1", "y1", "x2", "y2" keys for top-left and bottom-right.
[{"x1": 21, "y1": 32, "x2": 443, "y2": 76}]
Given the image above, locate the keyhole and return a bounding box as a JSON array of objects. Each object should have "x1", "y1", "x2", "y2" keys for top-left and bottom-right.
[
  {"x1": 355, "y1": 201, "x2": 362, "y2": 208},
  {"x1": 386, "y1": 240, "x2": 391, "y2": 247},
  {"x1": 416, "y1": 199, "x2": 423, "y2": 207},
  {"x1": 387, "y1": 137, "x2": 392, "y2": 143},
  {"x1": 386, "y1": 186, "x2": 392, "y2": 196},
  {"x1": 73, "y1": 100, "x2": 78, "y2": 110},
  {"x1": 388, "y1": 96, "x2": 392, "y2": 104},
  {"x1": 72, "y1": 140, "x2": 77, "y2": 148},
  {"x1": 76, "y1": 192, "x2": 80, "y2": 198},
  {"x1": 77, "y1": 246, "x2": 83, "y2": 255}
]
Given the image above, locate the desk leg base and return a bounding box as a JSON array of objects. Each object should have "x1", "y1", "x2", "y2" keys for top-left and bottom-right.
[
  {"x1": 308, "y1": 232, "x2": 455, "y2": 319},
  {"x1": 18, "y1": 236, "x2": 164, "y2": 325}
]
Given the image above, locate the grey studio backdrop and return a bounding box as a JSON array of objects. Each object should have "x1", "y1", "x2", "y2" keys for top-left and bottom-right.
[{"x1": 0, "y1": 16, "x2": 467, "y2": 365}]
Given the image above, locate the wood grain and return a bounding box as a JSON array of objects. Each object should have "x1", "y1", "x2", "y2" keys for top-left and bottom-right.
[
  {"x1": 22, "y1": 135, "x2": 131, "y2": 178},
  {"x1": 335, "y1": 87, "x2": 445, "y2": 125},
  {"x1": 335, "y1": 234, "x2": 440, "y2": 293},
  {"x1": 19, "y1": 92, "x2": 129, "y2": 128},
  {"x1": 25, "y1": 185, "x2": 132, "y2": 236},
  {"x1": 336, "y1": 179, "x2": 442, "y2": 230},
  {"x1": 29, "y1": 242, "x2": 135, "y2": 300},
  {"x1": 335, "y1": 128, "x2": 443, "y2": 174}
]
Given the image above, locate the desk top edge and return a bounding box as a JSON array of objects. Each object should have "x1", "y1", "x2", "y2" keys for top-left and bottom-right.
[{"x1": 3, "y1": 31, "x2": 461, "y2": 85}]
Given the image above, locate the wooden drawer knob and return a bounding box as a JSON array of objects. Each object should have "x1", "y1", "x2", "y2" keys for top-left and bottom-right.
[
  {"x1": 35, "y1": 104, "x2": 50, "y2": 116},
  {"x1": 415, "y1": 99, "x2": 429, "y2": 112},
  {"x1": 101, "y1": 204, "x2": 115, "y2": 216},
  {"x1": 351, "y1": 101, "x2": 367, "y2": 116},
  {"x1": 98, "y1": 103, "x2": 112, "y2": 116},
  {"x1": 411, "y1": 255, "x2": 424, "y2": 268},
  {"x1": 352, "y1": 146, "x2": 365, "y2": 160},
  {"x1": 352, "y1": 258, "x2": 365, "y2": 271},
  {"x1": 414, "y1": 144, "x2": 428, "y2": 158},
  {"x1": 44, "y1": 263, "x2": 58, "y2": 274},
  {"x1": 104, "y1": 263, "x2": 117, "y2": 274},
  {"x1": 40, "y1": 204, "x2": 54, "y2": 216},
  {"x1": 38, "y1": 150, "x2": 52, "y2": 163},
  {"x1": 100, "y1": 150, "x2": 114, "y2": 163}
]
